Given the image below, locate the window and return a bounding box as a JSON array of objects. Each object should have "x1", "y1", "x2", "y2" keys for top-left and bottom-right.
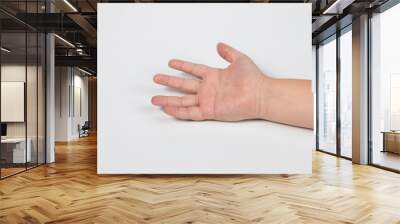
[
  {"x1": 390, "y1": 74, "x2": 400, "y2": 130},
  {"x1": 340, "y1": 29, "x2": 352, "y2": 158},
  {"x1": 318, "y1": 37, "x2": 337, "y2": 154},
  {"x1": 370, "y1": 3, "x2": 400, "y2": 171}
]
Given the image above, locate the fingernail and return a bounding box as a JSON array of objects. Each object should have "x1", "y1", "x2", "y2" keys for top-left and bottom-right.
[
  {"x1": 168, "y1": 59, "x2": 177, "y2": 67},
  {"x1": 151, "y1": 96, "x2": 159, "y2": 105}
]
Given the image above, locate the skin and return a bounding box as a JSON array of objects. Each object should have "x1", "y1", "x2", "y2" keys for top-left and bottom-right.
[{"x1": 151, "y1": 42, "x2": 314, "y2": 129}]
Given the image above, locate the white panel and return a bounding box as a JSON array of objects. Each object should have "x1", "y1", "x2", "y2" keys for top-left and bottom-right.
[
  {"x1": 1, "y1": 82, "x2": 25, "y2": 122},
  {"x1": 98, "y1": 3, "x2": 314, "y2": 174}
]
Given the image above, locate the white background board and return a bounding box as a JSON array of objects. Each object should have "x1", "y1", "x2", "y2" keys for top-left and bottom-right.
[
  {"x1": 1, "y1": 82, "x2": 24, "y2": 122},
  {"x1": 98, "y1": 3, "x2": 314, "y2": 174}
]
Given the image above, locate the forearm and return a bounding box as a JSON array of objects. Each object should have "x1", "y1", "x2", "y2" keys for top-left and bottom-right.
[{"x1": 257, "y1": 76, "x2": 314, "y2": 129}]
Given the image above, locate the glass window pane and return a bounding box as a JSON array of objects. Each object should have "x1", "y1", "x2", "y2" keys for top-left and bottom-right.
[
  {"x1": 1, "y1": 32, "x2": 27, "y2": 177},
  {"x1": 26, "y1": 0, "x2": 39, "y2": 169},
  {"x1": 340, "y1": 29, "x2": 352, "y2": 158},
  {"x1": 318, "y1": 37, "x2": 337, "y2": 154},
  {"x1": 27, "y1": 31, "x2": 38, "y2": 169},
  {"x1": 371, "y1": 3, "x2": 400, "y2": 171}
]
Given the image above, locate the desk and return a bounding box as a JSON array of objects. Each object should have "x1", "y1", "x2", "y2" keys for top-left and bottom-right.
[
  {"x1": 1, "y1": 138, "x2": 32, "y2": 163},
  {"x1": 382, "y1": 131, "x2": 400, "y2": 154}
]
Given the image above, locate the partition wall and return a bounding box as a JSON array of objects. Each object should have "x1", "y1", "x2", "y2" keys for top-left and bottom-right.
[{"x1": 0, "y1": 1, "x2": 47, "y2": 179}]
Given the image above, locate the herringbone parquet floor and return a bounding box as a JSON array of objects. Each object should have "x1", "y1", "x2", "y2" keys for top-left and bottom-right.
[{"x1": 1, "y1": 134, "x2": 400, "y2": 224}]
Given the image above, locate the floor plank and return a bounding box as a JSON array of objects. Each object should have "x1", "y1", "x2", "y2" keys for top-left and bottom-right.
[{"x1": 1, "y1": 134, "x2": 400, "y2": 223}]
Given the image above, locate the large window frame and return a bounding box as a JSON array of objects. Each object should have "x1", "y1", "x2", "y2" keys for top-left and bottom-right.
[
  {"x1": 368, "y1": 0, "x2": 400, "y2": 173},
  {"x1": 316, "y1": 25, "x2": 353, "y2": 160},
  {"x1": 339, "y1": 26, "x2": 353, "y2": 159},
  {"x1": 317, "y1": 34, "x2": 337, "y2": 156},
  {"x1": 316, "y1": 0, "x2": 400, "y2": 173}
]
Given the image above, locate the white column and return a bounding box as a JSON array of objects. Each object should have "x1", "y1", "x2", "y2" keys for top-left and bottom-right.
[
  {"x1": 352, "y1": 14, "x2": 369, "y2": 164},
  {"x1": 45, "y1": 0, "x2": 56, "y2": 163},
  {"x1": 46, "y1": 32, "x2": 55, "y2": 163}
]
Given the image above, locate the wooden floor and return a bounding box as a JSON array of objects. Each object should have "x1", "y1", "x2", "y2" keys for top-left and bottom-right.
[
  {"x1": 0, "y1": 167, "x2": 26, "y2": 178},
  {"x1": 1, "y1": 135, "x2": 400, "y2": 223},
  {"x1": 373, "y1": 151, "x2": 400, "y2": 171}
]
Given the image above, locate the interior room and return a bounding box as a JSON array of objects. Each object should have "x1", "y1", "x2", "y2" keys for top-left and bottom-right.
[
  {"x1": 0, "y1": 0, "x2": 400, "y2": 223},
  {"x1": 0, "y1": 27, "x2": 46, "y2": 178}
]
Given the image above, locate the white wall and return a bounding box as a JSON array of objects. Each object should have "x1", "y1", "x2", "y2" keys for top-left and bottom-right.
[
  {"x1": 1, "y1": 66, "x2": 26, "y2": 139},
  {"x1": 1, "y1": 65, "x2": 42, "y2": 138},
  {"x1": 55, "y1": 66, "x2": 68, "y2": 141},
  {"x1": 55, "y1": 67, "x2": 89, "y2": 141},
  {"x1": 71, "y1": 73, "x2": 89, "y2": 138}
]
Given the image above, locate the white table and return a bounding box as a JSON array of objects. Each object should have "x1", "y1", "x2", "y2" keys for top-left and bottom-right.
[{"x1": 1, "y1": 138, "x2": 32, "y2": 163}]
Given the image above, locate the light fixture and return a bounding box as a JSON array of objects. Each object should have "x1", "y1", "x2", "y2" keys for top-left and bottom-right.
[
  {"x1": 1, "y1": 47, "x2": 11, "y2": 53},
  {"x1": 63, "y1": 0, "x2": 78, "y2": 12},
  {"x1": 54, "y1": 34, "x2": 75, "y2": 48},
  {"x1": 78, "y1": 67, "x2": 93, "y2": 76},
  {"x1": 76, "y1": 48, "x2": 85, "y2": 55},
  {"x1": 323, "y1": 0, "x2": 341, "y2": 14},
  {"x1": 322, "y1": 0, "x2": 354, "y2": 15}
]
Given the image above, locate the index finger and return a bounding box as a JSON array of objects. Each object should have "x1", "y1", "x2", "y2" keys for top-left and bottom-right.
[{"x1": 168, "y1": 59, "x2": 212, "y2": 78}]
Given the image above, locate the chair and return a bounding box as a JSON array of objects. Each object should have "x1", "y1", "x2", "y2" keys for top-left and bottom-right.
[{"x1": 79, "y1": 121, "x2": 90, "y2": 138}]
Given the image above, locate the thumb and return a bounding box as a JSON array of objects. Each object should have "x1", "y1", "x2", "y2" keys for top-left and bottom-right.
[{"x1": 217, "y1": 42, "x2": 245, "y2": 63}]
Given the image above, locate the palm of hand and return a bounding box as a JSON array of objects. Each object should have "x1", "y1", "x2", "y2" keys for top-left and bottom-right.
[{"x1": 152, "y1": 43, "x2": 267, "y2": 121}]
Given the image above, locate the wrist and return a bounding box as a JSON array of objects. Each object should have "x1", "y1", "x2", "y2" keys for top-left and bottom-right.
[
  {"x1": 255, "y1": 75, "x2": 275, "y2": 120},
  {"x1": 255, "y1": 75, "x2": 314, "y2": 129}
]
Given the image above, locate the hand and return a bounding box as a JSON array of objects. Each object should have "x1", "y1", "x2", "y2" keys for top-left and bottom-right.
[
  {"x1": 152, "y1": 43, "x2": 267, "y2": 121},
  {"x1": 151, "y1": 42, "x2": 313, "y2": 129}
]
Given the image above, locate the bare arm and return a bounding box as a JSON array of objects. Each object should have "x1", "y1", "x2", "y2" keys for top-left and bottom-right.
[
  {"x1": 257, "y1": 77, "x2": 313, "y2": 129},
  {"x1": 151, "y1": 42, "x2": 314, "y2": 129}
]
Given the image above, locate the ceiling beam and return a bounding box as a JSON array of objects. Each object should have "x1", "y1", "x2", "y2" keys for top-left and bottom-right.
[
  {"x1": 55, "y1": 55, "x2": 96, "y2": 70},
  {"x1": 67, "y1": 13, "x2": 97, "y2": 46}
]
